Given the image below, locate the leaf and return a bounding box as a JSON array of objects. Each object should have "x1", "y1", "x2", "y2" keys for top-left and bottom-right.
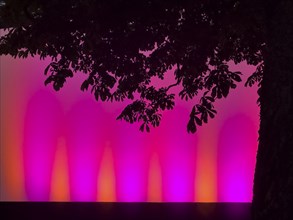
[
  {"x1": 44, "y1": 64, "x2": 51, "y2": 75},
  {"x1": 201, "y1": 112, "x2": 208, "y2": 123},
  {"x1": 67, "y1": 69, "x2": 74, "y2": 77},
  {"x1": 205, "y1": 96, "x2": 214, "y2": 102},
  {"x1": 100, "y1": 93, "x2": 107, "y2": 101},
  {"x1": 231, "y1": 73, "x2": 242, "y2": 82},
  {"x1": 94, "y1": 91, "x2": 99, "y2": 101},
  {"x1": 139, "y1": 123, "x2": 145, "y2": 132},
  {"x1": 207, "y1": 110, "x2": 215, "y2": 118},
  {"x1": 116, "y1": 114, "x2": 123, "y2": 120},
  {"x1": 210, "y1": 109, "x2": 217, "y2": 114},
  {"x1": 203, "y1": 90, "x2": 209, "y2": 96},
  {"x1": 44, "y1": 76, "x2": 53, "y2": 86},
  {"x1": 222, "y1": 84, "x2": 229, "y2": 98},
  {"x1": 81, "y1": 80, "x2": 89, "y2": 91},
  {"x1": 211, "y1": 87, "x2": 217, "y2": 98},
  {"x1": 53, "y1": 82, "x2": 60, "y2": 91},
  {"x1": 194, "y1": 116, "x2": 202, "y2": 126},
  {"x1": 191, "y1": 106, "x2": 196, "y2": 115},
  {"x1": 187, "y1": 118, "x2": 196, "y2": 133}
]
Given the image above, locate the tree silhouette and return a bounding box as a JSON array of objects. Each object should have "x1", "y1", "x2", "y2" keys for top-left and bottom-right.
[{"x1": 1, "y1": 0, "x2": 292, "y2": 220}]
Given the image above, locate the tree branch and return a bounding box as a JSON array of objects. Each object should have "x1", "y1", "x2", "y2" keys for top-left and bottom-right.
[{"x1": 165, "y1": 63, "x2": 181, "y2": 91}]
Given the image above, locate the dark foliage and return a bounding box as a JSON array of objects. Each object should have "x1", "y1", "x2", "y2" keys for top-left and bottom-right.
[
  {"x1": 2, "y1": 1, "x2": 293, "y2": 220},
  {"x1": 0, "y1": 0, "x2": 265, "y2": 133}
]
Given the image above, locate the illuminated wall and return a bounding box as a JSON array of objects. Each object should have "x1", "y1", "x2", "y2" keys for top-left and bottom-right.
[{"x1": 0, "y1": 55, "x2": 259, "y2": 202}]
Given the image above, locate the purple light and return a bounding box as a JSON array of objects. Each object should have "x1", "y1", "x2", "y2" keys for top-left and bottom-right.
[
  {"x1": 2, "y1": 56, "x2": 260, "y2": 202},
  {"x1": 66, "y1": 99, "x2": 105, "y2": 201},
  {"x1": 217, "y1": 114, "x2": 257, "y2": 202},
  {"x1": 113, "y1": 120, "x2": 149, "y2": 202},
  {"x1": 158, "y1": 107, "x2": 198, "y2": 202},
  {"x1": 23, "y1": 90, "x2": 63, "y2": 201}
]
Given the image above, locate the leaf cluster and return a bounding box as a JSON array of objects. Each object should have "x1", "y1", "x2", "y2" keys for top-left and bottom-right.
[{"x1": 0, "y1": 0, "x2": 266, "y2": 133}]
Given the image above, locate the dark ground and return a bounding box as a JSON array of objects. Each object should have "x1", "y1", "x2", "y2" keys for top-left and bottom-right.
[{"x1": 1, "y1": 202, "x2": 251, "y2": 220}]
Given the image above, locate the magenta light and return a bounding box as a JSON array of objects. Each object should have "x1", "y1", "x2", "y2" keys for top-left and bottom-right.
[
  {"x1": 218, "y1": 114, "x2": 257, "y2": 202},
  {"x1": 158, "y1": 107, "x2": 198, "y2": 202},
  {"x1": 66, "y1": 99, "x2": 105, "y2": 201},
  {"x1": 23, "y1": 90, "x2": 63, "y2": 201},
  {"x1": 3, "y1": 56, "x2": 259, "y2": 202},
  {"x1": 113, "y1": 121, "x2": 149, "y2": 202}
]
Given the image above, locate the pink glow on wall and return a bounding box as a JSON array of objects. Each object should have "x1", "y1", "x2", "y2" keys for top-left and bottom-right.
[
  {"x1": 97, "y1": 145, "x2": 116, "y2": 201},
  {"x1": 217, "y1": 114, "x2": 258, "y2": 202},
  {"x1": 50, "y1": 137, "x2": 70, "y2": 201},
  {"x1": 23, "y1": 90, "x2": 63, "y2": 201},
  {"x1": 112, "y1": 121, "x2": 149, "y2": 202},
  {"x1": 0, "y1": 56, "x2": 259, "y2": 202},
  {"x1": 158, "y1": 107, "x2": 197, "y2": 202},
  {"x1": 65, "y1": 100, "x2": 105, "y2": 201},
  {"x1": 147, "y1": 153, "x2": 162, "y2": 202},
  {"x1": 195, "y1": 126, "x2": 217, "y2": 202}
]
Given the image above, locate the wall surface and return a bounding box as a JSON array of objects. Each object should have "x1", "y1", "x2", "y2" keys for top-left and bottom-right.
[{"x1": 0, "y1": 55, "x2": 259, "y2": 202}]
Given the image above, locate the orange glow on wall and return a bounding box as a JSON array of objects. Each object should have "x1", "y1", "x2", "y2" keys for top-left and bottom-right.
[
  {"x1": 97, "y1": 143, "x2": 116, "y2": 202},
  {"x1": 147, "y1": 153, "x2": 162, "y2": 202},
  {"x1": 195, "y1": 130, "x2": 217, "y2": 202},
  {"x1": 0, "y1": 56, "x2": 259, "y2": 202},
  {"x1": 0, "y1": 83, "x2": 25, "y2": 200},
  {"x1": 1, "y1": 128, "x2": 25, "y2": 200},
  {"x1": 50, "y1": 138, "x2": 70, "y2": 201}
]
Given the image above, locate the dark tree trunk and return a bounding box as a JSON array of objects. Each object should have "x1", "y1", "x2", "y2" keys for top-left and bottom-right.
[{"x1": 252, "y1": 1, "x2": 293, "y2": 220}]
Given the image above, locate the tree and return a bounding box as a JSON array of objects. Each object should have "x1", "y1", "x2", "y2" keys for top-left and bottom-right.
[{"x1": 0, "y1": 0, "x2": 292, "y2": 219}]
